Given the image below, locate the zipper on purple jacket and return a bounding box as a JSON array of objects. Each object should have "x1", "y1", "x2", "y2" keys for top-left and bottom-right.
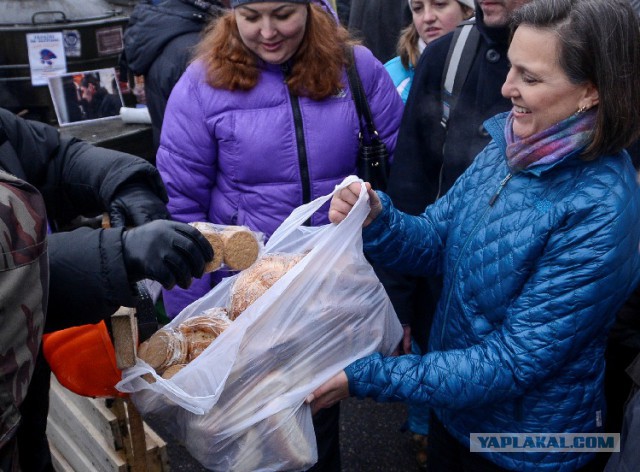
[{"x1": 282, "y1": 63, "x2": 312, "y2": 225}]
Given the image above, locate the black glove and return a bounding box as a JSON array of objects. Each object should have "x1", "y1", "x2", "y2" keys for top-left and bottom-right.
[
  {"x1": 122, "y1": 220, "x2": 214, "y2": 289},
  {"x1": 109, "y1": 183, "x2": 170, "y2": 228}
]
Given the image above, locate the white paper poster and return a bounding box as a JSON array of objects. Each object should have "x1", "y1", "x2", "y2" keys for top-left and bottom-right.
[{"x1": 26, "y1": 32, "x2": 68, "y2": 86}]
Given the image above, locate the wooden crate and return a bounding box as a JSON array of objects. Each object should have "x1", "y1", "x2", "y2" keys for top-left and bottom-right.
[
  {"x1": 48, "y1": 307, "x2": 169, "y2": 471},
  {"x1": 48, "y1": 376, "x2": 169, "y2": 472},
  {"x1": 47, "y1": 375, "x2": 169, "y2": 471}
]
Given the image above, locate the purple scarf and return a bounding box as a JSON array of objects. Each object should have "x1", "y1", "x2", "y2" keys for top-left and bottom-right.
[{"x1": 505, "y1": 110, "x2": 596, "y2": 172}]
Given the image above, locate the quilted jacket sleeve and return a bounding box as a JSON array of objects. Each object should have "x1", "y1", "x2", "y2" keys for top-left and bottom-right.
[
  {"x1": 347, "y1": 159, "x2": 640, "y2": 410},
  {"x1": 361, "y1": 148, "x2": 475, "y2": 277}
]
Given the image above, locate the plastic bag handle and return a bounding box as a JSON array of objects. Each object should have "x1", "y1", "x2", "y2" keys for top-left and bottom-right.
[
  {"x1": 118, "y1": 361, "x2": 222, "y2": 414},
  {"x1": 267, "y1": 175, "x2": 367, "y2": 249}
]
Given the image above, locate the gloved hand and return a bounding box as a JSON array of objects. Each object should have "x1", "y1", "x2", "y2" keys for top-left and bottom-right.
[
  {"x1": 109, "y1": 183, "x2": 170, "y2": 228},
  {"x1": 122, "y1": 220, "x2": 214, "y2": 289}
]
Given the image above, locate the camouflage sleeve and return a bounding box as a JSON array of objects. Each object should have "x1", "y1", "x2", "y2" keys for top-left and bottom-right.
[{"x1": 0, "y1": 170, "x2": 48, "y2": 452}]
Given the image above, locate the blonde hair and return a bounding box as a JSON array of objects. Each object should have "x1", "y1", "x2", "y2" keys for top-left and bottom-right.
[{"x1": 397, "y1": 23, "x2": 421, "y2": 70}]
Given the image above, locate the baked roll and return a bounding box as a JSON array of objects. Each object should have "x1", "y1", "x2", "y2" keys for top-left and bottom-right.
[
  {"x1": 179, "y1": 307, "x2": 232, "y2": 361},
  {"x1": 229, "y1": 253, "x2": 304, "y2": 320},
  {"x1": 137, "y1": 329, "x2": 188, "y2": 374},
  {"x1": 190, "y1": 223, "x2": 261, "y2": 272}
]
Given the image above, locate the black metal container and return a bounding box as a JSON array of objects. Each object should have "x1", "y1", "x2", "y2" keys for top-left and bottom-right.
[{"x1": 0, "y1": 0, "x2": 136, "y2": 123}]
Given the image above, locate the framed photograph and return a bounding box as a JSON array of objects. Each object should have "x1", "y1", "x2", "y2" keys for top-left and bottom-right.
[{"x1": 48, "y1": 67, "x2": 124, "y2": 126}]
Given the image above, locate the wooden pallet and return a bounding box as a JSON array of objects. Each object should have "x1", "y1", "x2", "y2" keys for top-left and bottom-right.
[
  {"x1": 48, "y1": 377, "x2": 169, "y2": 471},
  {"x1": 48, "y1": 307, "x2": 169, "y2": 471}
]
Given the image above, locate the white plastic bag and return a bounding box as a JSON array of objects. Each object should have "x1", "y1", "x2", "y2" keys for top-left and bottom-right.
[{"x1": 117, "y1": 176, "x2": 403, "y2": 471}]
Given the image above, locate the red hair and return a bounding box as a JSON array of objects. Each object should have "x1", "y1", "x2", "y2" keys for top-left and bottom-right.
[{"x1": 194, "y1": 4, "x2": 358, "y2": 100}]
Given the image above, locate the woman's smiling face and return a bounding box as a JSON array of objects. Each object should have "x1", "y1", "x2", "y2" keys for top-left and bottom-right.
[
  {"x1": 501, "y1": 25, "x2": 599, "y2": 138},
  {"x1": 235, "y1": 2, "x2": 308, "y2": 65}
]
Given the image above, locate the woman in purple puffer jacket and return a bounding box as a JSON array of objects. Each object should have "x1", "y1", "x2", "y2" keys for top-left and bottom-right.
[
  {"x1": 156, "y1": 1, "x2": 402, "y2": 469},
  {"x1": 157, "y1": 0, "x2": 403, "y2": 319}
]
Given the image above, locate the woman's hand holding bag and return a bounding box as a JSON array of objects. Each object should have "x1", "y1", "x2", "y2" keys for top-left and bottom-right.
[{"x1": 329, "y1": 180, "x2": 382, "y2": 226}]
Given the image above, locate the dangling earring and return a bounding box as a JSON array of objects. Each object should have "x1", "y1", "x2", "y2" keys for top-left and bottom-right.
[{"x1": 577, "y1": 105, "x2": 588, "y2": 114}]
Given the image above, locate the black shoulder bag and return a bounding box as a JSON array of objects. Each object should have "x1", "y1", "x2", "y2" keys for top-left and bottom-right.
[{"x1": 346, "y1": 47, "x2": 390, "y2": 191}]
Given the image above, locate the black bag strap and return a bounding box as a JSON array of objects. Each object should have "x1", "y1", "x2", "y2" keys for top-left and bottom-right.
[
  {"x1": 441, "y1": 18, "x2": 480, "y2": 129},
  {"x1": 346, "y1": 46, "x2": 379, "y2": 143}
]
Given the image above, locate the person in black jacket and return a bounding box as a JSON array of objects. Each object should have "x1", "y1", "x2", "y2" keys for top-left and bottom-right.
[
  {"x1": 382, "y1": 0, "x2": 525, "y2": 373},
  {"x1": 604, "y1": 283, "x2": 640, "y2": 453},
  {"x1": 123, "y1": 0, "x2": 229, "y2": 154},
  {"x1": 0, "y1": 107, "x2": 213, "y2": 471},
  {"x1": 335, "y1": 0, "x2": 350, "y2": 25},
  {"x1": 346, "y1": 0, "x2": 411, "y2": 63}
]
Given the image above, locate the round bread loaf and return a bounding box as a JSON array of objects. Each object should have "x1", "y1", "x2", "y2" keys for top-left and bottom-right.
[
  {"x1": 178, "y1": 308, "x2": 232, "y2": 361},
  {"x1": 190, "y1": 222, "x2": 224, "y2": 272},
  {"x1": 229, "y1": 253, "x2": 304, "y2": 320},
  {"x1": 137, "y1": 329, "x2": 188, "y2": 374},
  {"x1": 222, "y1": 226, "x2": 260, "y2": 270}
]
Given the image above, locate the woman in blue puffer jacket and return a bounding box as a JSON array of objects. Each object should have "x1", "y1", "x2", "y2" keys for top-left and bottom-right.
[{"x1": 310, "y1": 1, "x2": 640, "y2": 471}]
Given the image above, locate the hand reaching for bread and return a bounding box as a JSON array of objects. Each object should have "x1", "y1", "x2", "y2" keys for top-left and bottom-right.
[{"x1": 121, "y1": 220, "x2": 214, "y2": 289}]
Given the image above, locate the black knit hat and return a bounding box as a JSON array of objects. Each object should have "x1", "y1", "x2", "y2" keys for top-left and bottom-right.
[{"x1": 232, "y1": 0, "x2": 309, "y2": 7}]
